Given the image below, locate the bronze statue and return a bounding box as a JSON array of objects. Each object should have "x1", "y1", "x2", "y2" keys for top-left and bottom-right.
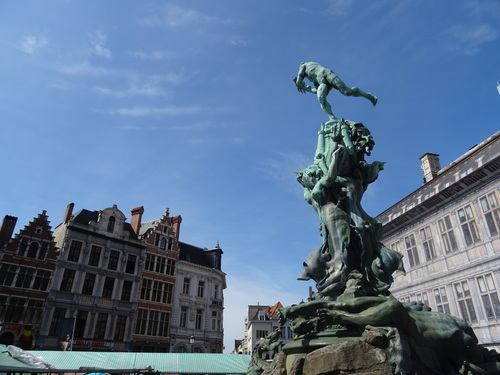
[
  {"x1": 248, "y1": 62, "x2": 500, "y2": 375},
  {"x1": 294, "y1": 62, "x2": 377, "y2": 121}
]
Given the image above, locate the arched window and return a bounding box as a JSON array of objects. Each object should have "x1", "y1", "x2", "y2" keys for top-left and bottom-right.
[
  {"x1": 159, "y1": 237, "x2": 167, "y2": 250},
  {"x1": 27, "y1": 242, "x2": 39, "y2": 258},
  {"x1": 107, "y1": 216, "x2": 116, "y2": 233}
]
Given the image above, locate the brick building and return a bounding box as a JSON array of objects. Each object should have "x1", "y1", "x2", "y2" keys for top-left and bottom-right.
[{"x1": 0, "y1": 211, "x2": 59, "y2": 349}]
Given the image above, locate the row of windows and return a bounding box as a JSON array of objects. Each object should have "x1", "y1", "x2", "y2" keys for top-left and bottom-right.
[
  {"x1": 154, "y1": 233, "x2": 174, "y2": 251},
  {"x1": 0, "y1": 295, "x2": 44, "y2": 325},
  {"x1": 254, "y1": 327, "x2": 293, "y2": 350},
  {"x1": 0, "y1": 264, "x2": 52, "y2": 290},
  {"x1": 140, "y1": 279, "x2": 174, "y2": 304},
  {"x1": 59, "y1": 269, "x2": 134, "y2": 301},
  {"x1": 135, "y1": 308, "x2": 171, "y2": 337},
  {"x1": 183, "y1": 277, "x2": 205, "y2": 297},
  {"x1": 17, "y1": 239, "x2": 50, "y2": 260},
  {"x1": 179, "y1": 307, "x2": 222, "y2": 331},
  {"x1": 255, "y1": 327, "x2": 291, "y2": 340},
  {"x1": 261, "y1": 327, "x2": 292, "y2": 340},
  {"x1": 256, "y1": 330, "x2": 268, "y2": 338},
  {"x1": 391, "y1": 190, "x2": 500, "y2": 269},
  {"x1": 399, "y1": 273, "x2": 500, "y2": 324},
  {"x1": 67, "y1": 241, "x2": 138, "y2": 274},
  {"x1": 182, "y1": 277, "x2": 220, "y2": 300},
  {"x1": 49, "y1": 308, "x2": 127, "y2": 341},
  {"x1": 144, "y1": 254, "x2": 175, "y2": 276}
]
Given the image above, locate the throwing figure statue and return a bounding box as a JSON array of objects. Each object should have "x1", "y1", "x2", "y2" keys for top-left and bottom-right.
[{"x1": 294, "y1": 61, "x2": 378, "y2": 121}]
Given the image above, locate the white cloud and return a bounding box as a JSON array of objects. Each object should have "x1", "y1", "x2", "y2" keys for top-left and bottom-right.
[
  {"x1": 54, "y1": 61, "x2": 110, "y2": 76},
  {"x1": 110, "y1": 105, "x2": 203, "y2": 117},
  {"x1": 465, "y1": 0, "x2": 500, "y2": 21},
  {"x1": 94, "y1": 85, "x2": 167, "y2": 97},
  {"x1": 89, "y1": 30, "x2": 112, "y2": 59},
  {"x1": 447, "y1": 24, "x2": 498, "y2": 55},
  {"x1": 326, "y1": 0, "x2": 355, "y2": 17},
  {"x1": 94, "y1": 74, "x2": 179, "y2": 98},
  {"x1": 169, "y1": 120, "x2": 216, "y2": 131},
  {"x1": 227, "y1": 36, "x2": 249, "y2": 47},
  {"x1": 138, "y1": 4, "x2": 214, "y2": 28},
  {"x1": 20, "y1": 35, "x2": 48, "y2": 54},
  {"x1": 132, "y1": 50, "x2": 176, "y2": 61},
  {"x1": 258, "y1": 151, "x2": 311, "y2": 182}
]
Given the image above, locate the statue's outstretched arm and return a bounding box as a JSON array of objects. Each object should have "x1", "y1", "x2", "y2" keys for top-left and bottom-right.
[
  {"x1": 294, "y1": 77, "x2": 315, "y2": 94},
  {"x1": 294, "y1": 64, "x2": 316, "y2": 94}
]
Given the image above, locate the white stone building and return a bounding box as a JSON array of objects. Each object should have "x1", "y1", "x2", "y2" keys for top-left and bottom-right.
[
  {"x1": 237, "y1": 302, "x2": 294, "y2": 357},
  {"x1": 42, "y1": 204, "x2": 145, "y2": 351},
  {"x1": 377, "y1": 131, "x2": 500, "y2": 349},
  {"x1": 169, "y1": 241, "x2": 226, "y2": 353}
]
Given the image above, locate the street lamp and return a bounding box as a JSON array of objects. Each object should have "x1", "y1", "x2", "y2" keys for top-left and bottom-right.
[{"x1": 189, "y1": 335, "x2": 194, "y2": 353}]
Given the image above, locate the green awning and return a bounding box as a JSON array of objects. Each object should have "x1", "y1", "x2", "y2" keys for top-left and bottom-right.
[{"x1": 1, "y1": 346, "x2": 251, "y2": 374}]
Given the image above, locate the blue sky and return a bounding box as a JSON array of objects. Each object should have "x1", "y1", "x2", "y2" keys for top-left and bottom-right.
[{"x1": 1, "y1": 0, "x2": 499, "y2": 352}]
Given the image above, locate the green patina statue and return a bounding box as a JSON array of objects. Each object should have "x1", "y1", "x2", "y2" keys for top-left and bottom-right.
[
  {"x1": 247, "y1": 329, "x2": 283, "y2": 375},
  {"x1": 294, "y1": 62, "x2": 378, "y2": 121},
  {"x1": 295, "y1": 118, "x2": 402, "y2": 300},
  {"x1": 250, "y1": 62, "x2": 500, "y2": 375}
]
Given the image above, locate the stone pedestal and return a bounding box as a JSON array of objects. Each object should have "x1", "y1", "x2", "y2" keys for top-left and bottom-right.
[
  {"x1": 282, "y1": 329, "x2": 362, "y2": 372},
  {"x1": 265, "y1": 338, "x2": 395, "y2": 375}
]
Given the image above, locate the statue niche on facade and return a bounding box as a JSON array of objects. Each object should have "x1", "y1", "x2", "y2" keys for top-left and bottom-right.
[{"x1": 251, "y1": 62, "x2": 500, "y2": 375}]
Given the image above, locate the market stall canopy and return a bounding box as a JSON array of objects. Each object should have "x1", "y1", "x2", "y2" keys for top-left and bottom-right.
[{"x1": 0, "y1": 346, "x2": 251, "y2": 374}]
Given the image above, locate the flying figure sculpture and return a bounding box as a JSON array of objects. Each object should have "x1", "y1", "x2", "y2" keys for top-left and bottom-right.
[{"x1": 294, "y1": 62, "x2": 378, "y2": 121}]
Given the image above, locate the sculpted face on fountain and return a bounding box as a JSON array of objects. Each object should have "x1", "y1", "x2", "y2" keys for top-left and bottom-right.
[{"x1": 298, "y1": 242, "x2": 349, "y2": 297}]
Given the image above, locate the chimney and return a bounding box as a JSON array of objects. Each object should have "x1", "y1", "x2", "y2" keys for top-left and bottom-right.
[
  {"x1": 130, "y1": 206, "x2": 144, "y2": 235},
  {"x1": 64, "y1": 203, "x2": 75, "y2": 224},
  {"x1": 419, "y1": 153, "x2": 441, "y2": 183},
  {"x1": 171, "y1": 215, "x2": 182, "y2": 240},
  {"x1": 0, "y1": 215, "x2": 18, "y2": 243}
]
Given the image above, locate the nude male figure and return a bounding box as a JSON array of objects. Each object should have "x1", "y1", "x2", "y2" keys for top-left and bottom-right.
[{"x1": 294, "y1": 62, "x2": 378, "y2": 120}]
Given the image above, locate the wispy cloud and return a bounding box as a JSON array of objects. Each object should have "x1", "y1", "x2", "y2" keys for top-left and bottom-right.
[
  {"x1": 139, "y1": 4, "x2": 214, "y2": 28},
  {"x1": 94, "y1": 74, "x2": 181, "y2": 98},
  {"x1": 326, "y1": 0, "x2": 355, "y2": 17},
  {"x1": 49, "y1": 79, "x2": 73, "y2": 91},
  {"x1": 132, "y1": 50, "x2": 176, "y2": 61},
  {"x1": 227, "y1": 36, "x2": 249, "y2": 47},
  {"x1": 170, "y1": 120, "x2": 216, "y2": 131},
  {"x1": 20, "y1": 35, "x2": 48, "y2": 54},
  {"x1": 94, "y1": 84, "x2": 168, "y2": 98},
  {"x1": 446, "y1": 24, "x2": 498, "y2": 55},
  {"x1": 109, "y1": 105, "x2": 203, "y2": 117},
  {"x1": 54, "y1": 60, "x2": 110, "y2": 76},
  {"x1": 464, "y1": 0, "x2": 500, "y2": 21},
  {"x1": 88, "y1": 30, "x2": 112, "y2": 59},
  {"x1": 257, "y1": 151, "x2": 311, "y2": 194}
]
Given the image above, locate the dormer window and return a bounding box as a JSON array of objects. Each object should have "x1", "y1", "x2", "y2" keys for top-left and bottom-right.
[
  {"x1": 107, "y1": 216, "x2": 116, "y2": 233},
  {"x1": 258, "y1": 310, "x2": 266, "y2": 320}
]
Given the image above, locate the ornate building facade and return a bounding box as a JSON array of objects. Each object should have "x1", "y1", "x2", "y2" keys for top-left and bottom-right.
[
  {"x1": 169, "y1": 242, "x2": 226, "y2": 353},
  {"x1": 377, "y1": 131, "x2": 500, "y2": 349},
  {"x1": 40, "y1": 204, "x2": 145, "y2": 350},
  {"x1": 0, "y1": 203, "x2": 225, "y2": 352},
  {"x1": 0, "y1": 212, "x2": 59, "y2": 348},
  {"x1": 131, "y1": 207, "x2": 182, "y2": 352}
]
